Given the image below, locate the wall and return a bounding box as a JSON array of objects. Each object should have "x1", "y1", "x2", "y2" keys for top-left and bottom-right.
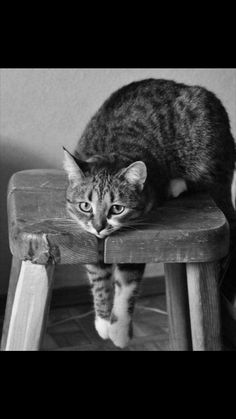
[{"x1": 0, "y1": 68, "x2": 236, "y2": 294}]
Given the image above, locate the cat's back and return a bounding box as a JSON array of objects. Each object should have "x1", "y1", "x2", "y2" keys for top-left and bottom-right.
[
  {"x1": 77, "y1": 78, "x2": 232, "y2": 165},
  {"x1": 81, "y1": 78, "x2": 185, "y2": 126},
  {"x1": 100, "y1": 78, "x2": 183, "y2": 112},
  {"x1": 77, "y1": 79, "x2": 182, "y2": 153}
]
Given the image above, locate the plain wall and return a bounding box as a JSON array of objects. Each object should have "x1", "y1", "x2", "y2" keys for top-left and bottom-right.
[{"x1": 0, "y1": 68, "x2": 236, "y2": 294}]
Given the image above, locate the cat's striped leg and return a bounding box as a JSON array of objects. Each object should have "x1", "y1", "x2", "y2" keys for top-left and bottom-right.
[
  {"x1": 85, "y1": 263, "x2": 114, "y2": 340},
  {"x1": 109, "y1": 264, "x2": 145, "y2": 348}
]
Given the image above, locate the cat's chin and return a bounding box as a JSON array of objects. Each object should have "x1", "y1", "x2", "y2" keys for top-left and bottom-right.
[
  {"x1": 87, "y1": 228, "x2": 120, "y2": 239},
  {"x1": 91, "y1": 230, "x2": 115, "y2": 239},
  {"x1": 94, "y1": 232, "x2": 109, "y2": 239}
]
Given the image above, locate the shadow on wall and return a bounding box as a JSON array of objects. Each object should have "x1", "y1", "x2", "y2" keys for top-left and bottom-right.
[{"x1": 0, "y1": 137, "x2": 51, "y2": 294}]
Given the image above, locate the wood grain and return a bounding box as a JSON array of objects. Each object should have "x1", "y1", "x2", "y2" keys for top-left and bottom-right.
[
  {"x1": 105, "y1": 194, "x2": 229, "y2": 263},
  {"x1": 164, "y1": 263, "x2": 192, "y2": 351},
  {"x1": 1, "y1": 257, "x2": 22, "y2": 350},
  {"x1": 8, "y1": 170, "x2": 100, "y2": 264},
  {"x1": 8, "y1": 170, "x2": 230, "y2": 265},
  {"x1": 4, "y1": 261, "x2": 55, "y2": 351},
  {"x1": 186, "y1": 262, "x2": 222, "y2": 351}
]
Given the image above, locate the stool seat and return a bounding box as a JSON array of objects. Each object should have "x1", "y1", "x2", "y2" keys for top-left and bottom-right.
[
  {"x1": 8, "y1": 169, "x2": 230, "y2": 265},
  {"x1": 2, "y1": 169, "x2": 230, "y2": 351}
]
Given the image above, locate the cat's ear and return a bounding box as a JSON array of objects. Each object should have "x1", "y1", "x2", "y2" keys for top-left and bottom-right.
[
  {"x1": 63, "y1": 147, "x2": 85, "y2": 185},
  {"x1": 119, "y1": 161, "x2": 147, "y2": 190}
]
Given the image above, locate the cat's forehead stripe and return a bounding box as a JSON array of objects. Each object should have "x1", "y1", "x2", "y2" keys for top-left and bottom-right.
[
  {"x1": 93, "y1": 187, "x2": 111, "y2": 204},
  {"x1": 88, "y1": 190, "x2": 93, "y2": 201},
  {"x1": 93, "y1": 175, "x2": 112, "y2": 201},
  {"x1": 110, "y1": 190, "x2": 114, "y2": 202}
]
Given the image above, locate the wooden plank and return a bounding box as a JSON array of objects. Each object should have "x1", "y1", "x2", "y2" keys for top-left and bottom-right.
[
  {"x1": 8, "y1": 191, "x2": 100, "y2": 265},
  {"x1": 8, "y1": 170, "x2": 230, "y2": 265},
  {"x1": 1, "y1": 257, "x2": 22, "y2": 350},
  {"x1": 164, "y1": 264, "x2": 192, "y2": 351},
  {"x1": 8, "y1": 169, "x2": 68, "y2": 193},
  {"x1": 186, "y1": 262, "x2": 222, "y2": 351},
  {"x1": 105, "y1": 194, "x2": 229, "y2": 264},
  {"x1": 4, "y1": 261, "x2": 55, "y2": 351},
  {"x1": 7, "y1": 169, "x2": 100, "y2": 264}
]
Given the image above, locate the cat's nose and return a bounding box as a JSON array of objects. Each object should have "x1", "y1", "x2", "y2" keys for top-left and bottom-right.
[
  {"x1": 95, "y1": 226, "x2": 104, "y2": 233},
  {"x1": 93, "y1": 220, "x2": 106, "y2": 233}
]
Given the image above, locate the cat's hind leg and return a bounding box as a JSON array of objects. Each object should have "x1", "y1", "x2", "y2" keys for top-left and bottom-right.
[
  {"x1": 85, "y1": 263, "x2": 114, "y2": 340},
  {"x1": 108, "y1": 264, "x2": 145, "y2": 348}
]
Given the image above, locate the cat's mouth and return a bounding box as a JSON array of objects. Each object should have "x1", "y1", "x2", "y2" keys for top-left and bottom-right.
[{"x1": 88, "y1": 225, "x2": 120, "y2": 239}]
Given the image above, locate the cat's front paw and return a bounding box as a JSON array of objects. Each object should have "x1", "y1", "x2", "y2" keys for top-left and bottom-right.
[
  {"x1": 108, "y1": 316, "x2": 133, "y2": 349},
  {"x1": 95, "y1": 317, "x2": 110, "y2": 340}
]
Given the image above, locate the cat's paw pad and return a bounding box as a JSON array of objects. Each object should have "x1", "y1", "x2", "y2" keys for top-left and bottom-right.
[
  {"x1": 108, "y1": 317, "x2": 133, "y2": 349},
  {"x1": 95, "y1": 317, "x2": 110, "y2": 340}
]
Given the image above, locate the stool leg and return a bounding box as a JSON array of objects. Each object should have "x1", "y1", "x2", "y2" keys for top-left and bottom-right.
[
  {"x1": 1, "y1": 257, "x2": 22, "y2": 350},
  {"x1": 186, "y1": 262, "x2": 222, "y2": 351},
  {"x1": 164, "y1": 263, "x2": 192, "y2": 351},
  {"x1": 4, "y1": 260, "x2": 55, "y2": 351}
]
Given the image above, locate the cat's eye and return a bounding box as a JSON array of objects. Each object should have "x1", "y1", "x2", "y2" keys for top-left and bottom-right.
[
  {"x1": 78, "y1": 202, "x2": 92, "y2": 213},
  {"x1": 110, "y1": 205, "x2": 125, "y2": 215}
]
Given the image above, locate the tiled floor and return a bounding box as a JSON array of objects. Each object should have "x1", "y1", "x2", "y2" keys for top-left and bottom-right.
[{"x1": 42, "y1": 294, "x2": 169, "y2": 351}]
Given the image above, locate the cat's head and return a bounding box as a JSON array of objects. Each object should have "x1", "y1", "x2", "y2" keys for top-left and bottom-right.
[{"x1": 63, "y1": 148, "x2": 153, "y2": 238}]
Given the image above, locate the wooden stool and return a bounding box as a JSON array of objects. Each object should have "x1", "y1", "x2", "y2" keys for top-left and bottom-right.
[{"x1": 1, "y1": 170, "x2": 230, "y2": 351}]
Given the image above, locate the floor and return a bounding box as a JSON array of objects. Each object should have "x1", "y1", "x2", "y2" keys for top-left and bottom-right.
[
  {"x1": 0, "y1": 292, "x2": 235, "y2": 351},
  {"x1": 42, "y1": 294, "x2": 169, "y2": 351}
]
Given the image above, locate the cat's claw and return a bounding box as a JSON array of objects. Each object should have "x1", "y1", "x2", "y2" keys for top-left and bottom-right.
[
  {"x1": 108, "y1": 319, "x2": 132, "y2": 349},
  {"x1": 95, "y1": 317, "x2": 110, "y2": 340}
]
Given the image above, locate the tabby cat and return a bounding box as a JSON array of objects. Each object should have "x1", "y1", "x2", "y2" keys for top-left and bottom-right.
[{"x1": 63, "y1": 79, "x2": 236, "y2": 348}]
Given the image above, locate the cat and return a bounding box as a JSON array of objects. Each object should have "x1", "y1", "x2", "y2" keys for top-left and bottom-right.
[{"x1": 63, "y1": 78, "x2": 236, "y2": 348}]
